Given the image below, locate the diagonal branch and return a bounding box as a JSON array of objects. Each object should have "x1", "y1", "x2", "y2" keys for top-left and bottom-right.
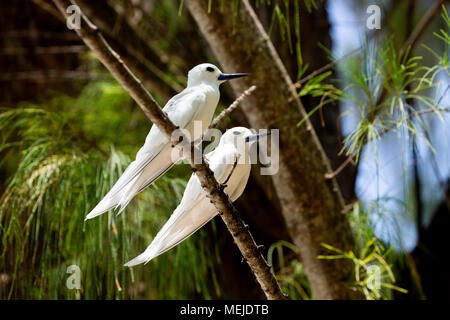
[
  {"x1": 209, "y1": 85, "x2": 257, "y2": 129},
  {"x1": 401, "y1": 0, "x2": 445, "y2": 55},
  {"x1": 185, "y1": 0, "x2": 362, "y2": 299},
  {"x1": 371, "y1": 0, "x2": 445, "y2": 121},
  {"x1": 192, "y1": 85, "x2": 257, "y2": 145},
  {"x1": 325, "y1": 107, "x2": 450, "y2": 179},
  {"x1": 75, "y1": 0, "x2": 182, "y2": 97},
  {"x1": 326, "y1": 1, "x2": 447, "y2": 179},
  {"x1": 52, "y1": 0, "x2": 286, "y2": 300}
]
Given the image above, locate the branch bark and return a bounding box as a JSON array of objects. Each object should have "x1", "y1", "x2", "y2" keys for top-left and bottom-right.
[
  {"x1": 52, "y1": 0, "x2": 286, "y2": 300},
  {"x1": 209, "y1": 85, "x2": 256, "y2": 130},
  {"x1": 324, "y1": 1, "x2": 446, "y2": 180},
  {"x1": 370, "y1": 0, "x2": 445, "y2": 121},
  {"x1": 325, "y1": 106, "x2": 450, "y2": 179},
  {"x1": 75, "y1": 0, "x2": 180, "y2": 101},
  {"x1": 185, "y1": 0, "x2": 362, "y2": 299},
  {"x1": 401, "y1": 0, "x2": 445, "y2": 55}
]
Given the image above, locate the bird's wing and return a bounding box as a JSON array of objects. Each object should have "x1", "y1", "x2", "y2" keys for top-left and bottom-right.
[
  {"x1": 115, "y1": 90, "x2": 207, "y2": 212},
  {"x1": 85, "y1": 132, "x2": 166, "y2": 220},
  {"x1": 163, "y1": 87, "x2": 205, "y2": 128},
  {"x1": 124, "y1": 149, "x2": 238, "y2": 266},
  {"x1": 115, "y1": 143, "x2": 177, "y2": 213},
  {"x1": 85, "y1": 89, "x2": 206, "y2": 220}
]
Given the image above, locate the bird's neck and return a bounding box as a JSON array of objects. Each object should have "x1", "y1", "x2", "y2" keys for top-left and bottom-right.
[{"x1": 187, "y1": 81, "x2": 219, "y2": 91}]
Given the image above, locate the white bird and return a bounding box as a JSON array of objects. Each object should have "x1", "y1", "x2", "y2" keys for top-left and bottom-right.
[
  {"x1": 124, "y1": 127, "x2": 270, "y2": 267},
  {"x1": 85, "y1": 64, "x2": 247, "y2": 220}
]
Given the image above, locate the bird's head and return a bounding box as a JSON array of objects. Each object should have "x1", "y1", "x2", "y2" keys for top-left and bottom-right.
[
  {"x1": 220, "y1": 127, "x2": 271, "y2": 155},
  {"x1": 187, "y1": 63, "x2": 247, "y2": 87}
]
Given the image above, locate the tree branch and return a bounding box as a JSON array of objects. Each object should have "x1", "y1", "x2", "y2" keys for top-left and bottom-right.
[
  {"x1": 209, "y1": 85, "x2": 257, "y2": 129},
  {"x1": 325, "y1": 107, "x2": 450, "y2": 179},
  {"x1": 401, "y1": 0, "x2": 445, "y2": 55},
  {"x1": 370, "y1": 0, "x2": 445, "y2": 122},
  {"x1": 75, "y1": 0, "x2": 182, "y2": 96},
  {"x1": 52, "y1": 0, "x2": 285, "y2": 300},
  {"x1": 293, "y1": 47, "x2": 361, "y2": 88},
  {"x1": 326, "y1": 1, "x2": 447, "y2": 179},
  {"x1": 185, "y1": 0, "x2": 361, "y2": 299},
  {"x1": 193, "y1": 85, "x2": 257, "y2": 145}
]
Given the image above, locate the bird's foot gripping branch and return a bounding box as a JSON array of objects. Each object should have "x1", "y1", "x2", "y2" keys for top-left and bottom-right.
[{"x1": 171, "y1": 123, "x2": 280, "y2": 176}]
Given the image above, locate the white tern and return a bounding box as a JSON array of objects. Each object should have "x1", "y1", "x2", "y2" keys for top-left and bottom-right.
[
  {"x1": 124, "y1": 127, "x2": 270, "y2": 267},
  {"x1": 85, "y1": 64, "x2": 247, "y2": 220}
]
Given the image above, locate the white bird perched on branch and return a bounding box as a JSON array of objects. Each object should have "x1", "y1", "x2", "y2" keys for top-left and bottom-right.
[
  {"x1": 85, "y1": 64, "x2": 247, "y2": 220},
  {"x1": 124, "y1": 127, "x2": 270, "y2": 267}
]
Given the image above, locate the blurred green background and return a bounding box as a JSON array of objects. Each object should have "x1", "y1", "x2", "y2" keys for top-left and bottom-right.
[{"x1": 0, "y1": 0, "x2": 449, "y2": 300}]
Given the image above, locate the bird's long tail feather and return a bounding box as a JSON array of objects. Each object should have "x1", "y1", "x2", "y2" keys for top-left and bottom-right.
[
  {"x1": 116, "y1": 144, "x2": 177, "y2": 214},
  {"x1": 124, "y1": 196, "x2": 217, "y2": 266},
  {"x1": 85, "y1": 143, "x2": 167, "y2": 220}
]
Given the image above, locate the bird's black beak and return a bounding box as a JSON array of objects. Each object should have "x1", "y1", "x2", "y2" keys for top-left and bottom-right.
[
  {"x1": 218, "y1": 73, "x2": 248, "y2": 81},
  {"x1": 245, "y1": 131, "x2": 271, "y2": 143}
]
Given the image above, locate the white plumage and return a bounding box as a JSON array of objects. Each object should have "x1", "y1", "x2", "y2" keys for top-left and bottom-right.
[
  {"x1": 85, "y1": 63, "x2": 246, "y2": 220},
  {"x1": 124, "y1": 127, "x2": 261, "y2": 267}
]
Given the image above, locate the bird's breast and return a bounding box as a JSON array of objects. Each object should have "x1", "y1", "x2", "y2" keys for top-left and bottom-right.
[
  {"x1": 187, "y1": 86, "x2": 220, "y2": 139},
  {"x1": 223, "y1": 162, "x2": 251, "y2": 201}
]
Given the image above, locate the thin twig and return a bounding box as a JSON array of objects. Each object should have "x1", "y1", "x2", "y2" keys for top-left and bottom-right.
[
  {"x1": 371, "y1": 0, "x2": 445, "y2": 121},
  {"x1": 326, "y1": 2, "x2": 447, "y2": 179},
  {"x1": 325, "y1": 107, "x2": 450, "y2": 179},
  {"x1": 222, "y1": 156, "x2": 239, "y2": 186},
  {"x1": 209, "y1": 85, "x2": 257, "y2": 129},
  {"x1": 32, "y1": 0, "x2": 64, "y2": 21},
  {"x1": 318, "y1": 90, "x2": 333, "y2": 128},
  {"x1": 401, "y1": 0, "x2": 445, "y2": 55},
  {"x1": 293, "y1": 47, "x2": 361, "y2": 88},
  {"x1": 379, "y1": 107, "x2": 450, "y2": 137},
  {"x1": 76, "y1": 0, "x2": 183, "y2": 93},
  {"x1": 436, "y1": 84, "x2": 450, "y2": 106},
  {"x1": 192, "y1": 85, "x2": 257, "y2": 145},
  {"x1": 292, "y1": 28, "x2": 385, "y2": 90},
  {"x1": 52, "y1": 0, "x2": 286, "y2": 300},
  {"x1": 324, "y1": 156, "x2": 355, "y2": 180}
]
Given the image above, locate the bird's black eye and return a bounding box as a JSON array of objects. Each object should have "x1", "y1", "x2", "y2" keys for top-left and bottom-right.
[
  {"x1": 233, "y1": 131, "x2": 240, "y2": 135},
  {"x1": 206, "y1": 66, "x2": 214, "y2": 72}
]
